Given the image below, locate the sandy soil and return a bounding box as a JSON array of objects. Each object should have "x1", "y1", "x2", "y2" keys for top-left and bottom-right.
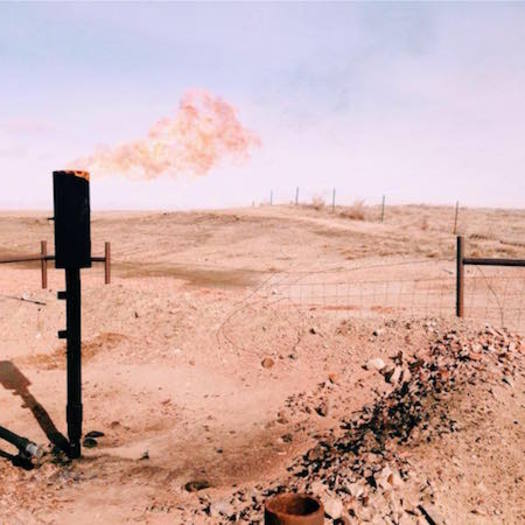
[{"x1": 0, "y1": 204, "x2": 524, "y2": 524}]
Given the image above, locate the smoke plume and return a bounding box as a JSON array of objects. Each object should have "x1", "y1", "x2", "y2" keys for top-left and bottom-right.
[{"x1": 69, "y1": 90, "x2": 260, "y2": 178}]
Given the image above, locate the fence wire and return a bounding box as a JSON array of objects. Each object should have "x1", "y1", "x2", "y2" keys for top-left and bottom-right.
[{"x1": 253, "y1": 262, "x2": 525, "y2": 334}]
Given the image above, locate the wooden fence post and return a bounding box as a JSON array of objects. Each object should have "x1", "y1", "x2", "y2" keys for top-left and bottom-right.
[
  {"x1": 380, "y1": 195, "x2": 385, "y2": 223},
  {"x1": 456, "y1": 236, "x2": 464, "y2": 317},
  {"x1": 41, "y1": 241, "x2": 48, "y2": 289},
  {"x1": 104, "y1": 242, "x2": 111, "y2": 285}
]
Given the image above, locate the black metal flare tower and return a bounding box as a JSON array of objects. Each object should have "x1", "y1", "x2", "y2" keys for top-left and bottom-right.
[{"x1": 53, "y1": 170, "x2": 91, "y2": 458}]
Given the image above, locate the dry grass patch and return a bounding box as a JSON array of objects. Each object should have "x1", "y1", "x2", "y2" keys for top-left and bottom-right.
[{"x1": 340, "y1": 200, "x2": 366, "y2": 221}]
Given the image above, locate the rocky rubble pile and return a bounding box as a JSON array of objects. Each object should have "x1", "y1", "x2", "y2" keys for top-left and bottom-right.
[{"x1": 196, "y1": 324, "x2": 522, "y2": 524}]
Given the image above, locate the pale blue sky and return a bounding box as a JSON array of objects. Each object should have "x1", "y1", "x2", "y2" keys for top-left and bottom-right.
[{"x1": 1, "y1": 2, "x2": 524, "y2": 209}]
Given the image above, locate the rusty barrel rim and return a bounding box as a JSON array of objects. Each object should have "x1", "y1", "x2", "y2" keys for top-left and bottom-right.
[{"x1": 264, "y1": 493, "x2": 324, "y2": 524}]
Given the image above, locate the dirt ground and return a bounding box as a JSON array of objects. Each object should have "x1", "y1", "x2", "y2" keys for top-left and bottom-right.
[{"x1": 0, "y1": 203, "x2": 524, "y2": 524}]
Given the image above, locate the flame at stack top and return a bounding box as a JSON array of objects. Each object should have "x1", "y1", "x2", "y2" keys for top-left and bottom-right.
[{"x1": 69, "y1": 90, "x2": 260, "y2": 179}]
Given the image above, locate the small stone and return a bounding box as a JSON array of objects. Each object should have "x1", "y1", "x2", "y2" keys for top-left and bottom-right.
[
  {"x1": 376, "y1": 466, "x2": 393, "y2": 489},
  {"x1": 328, "y1": 372, "x2": 339, "y2": 384},
  {"x1": 210, "y1": 500, "x2": 234, "y2": 518},
  {"x1": 399, "y1": 513, "x2": 414, "y2": 525},
  {"x1": 281, "y1": 433, "x2": 293, "y2": 443},
  {"x1": 261, "y1": 357, "x2": 275, "y2": 369},
  {"x1": 388, "y1": 470, "x2": 404, "y2": 488},
  {"x1": 365, "y1": 358, "x2": 386, "y2": 371},
  {"x1": 315, "y1": 401, "x2": 330, "y2": 417},
  {"x1": 309, "y1": 480, "x2": 327, "y2": 496},
  {"x1": 184, "y1": 479, "x2": 210, "y2": 492},
  {"x1": 389, "y1": 366, "x2": 403, "y2": 385},
  {"x1": 82, "y1": 437, "x2": 98, "y2": 448},
  {"x1": 139, "y1": 450, "x2": 150, "y2": 460},
  {"x1": 324, "y1": 496, "x2": 343, "y2": 519},
  {"x1": 85, "y1": 430, "x2": 105, "y2": 439},
  {"x1": 502, "y1": 376, "x2": 513, "y2": 387},
  {"x1": 346, "y1": 482, "x2": 364, "y2": 498},
  {"x1": 276, "y1": 415, "x2": 289, "y2": 425}
]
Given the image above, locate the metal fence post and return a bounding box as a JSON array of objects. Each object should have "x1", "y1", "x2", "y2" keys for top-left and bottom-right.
[
  {"x1": 456, "y1": 236, "x2": 464, "y2": 317},
  {"x1": 453, "y1": 201, "x2": 459, "y2": 235}
]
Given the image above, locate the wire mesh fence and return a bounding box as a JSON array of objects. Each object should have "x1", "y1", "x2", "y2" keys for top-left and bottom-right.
[{"x1": 253, "y1": 261, "x2": 525, "y2": 334}]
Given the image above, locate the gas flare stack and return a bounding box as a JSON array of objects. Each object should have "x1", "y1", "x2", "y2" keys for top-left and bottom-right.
[{"x1": 53, "y1": 170, "x2": 92, "y2": 459}]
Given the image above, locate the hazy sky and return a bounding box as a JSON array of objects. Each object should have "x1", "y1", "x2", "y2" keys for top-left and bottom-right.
[{"x1": 1, "y1": 2, "x2": 524, "y2": 210}]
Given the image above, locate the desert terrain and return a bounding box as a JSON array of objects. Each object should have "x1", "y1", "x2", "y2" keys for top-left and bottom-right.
[{"x1": 0, "y1": 203, "x2": 524, "y2": 524}]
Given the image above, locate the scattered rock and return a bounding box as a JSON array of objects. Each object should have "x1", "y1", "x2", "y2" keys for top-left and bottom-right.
[
  {"x1": 346, "y1": 481, "x2": 364, "y2": 498},
  {"x1": 190, "y1": 324, "x2": 523, "y2": 524},
  {"x1": 389, "y1": 366, "x2": 403, "y2": 385},
  {"x1": 324, "y1": 495, "x2": 344, "y2": 519},
  {"x1": 328, "y1": 372, "x2": 339, "y2": 384},
  {"x1": 502, "y1": 376, "x2": 513, "y2": 387},
  {"x1": 309, "y1": 480, "x2": 328, "y2": 496},
  {"x1": 261, "y1": 357, "x2": 275, "y2": 369},
  {"x1": 315, "y1": 401, "x2": 330, "y2": 417},
  {"x1": 184, "y1": 479, "x2": 210, "y2": 492},
  {"x1": 210, "y1": 499, "x2": 234, "y2": 519},
  {"x1": 85, "y1": 430, "x2": 105, "y2": 439},
  {"x1": 365, "y1": 358, "x2": 386, "y2": 371},
  {"x1": 82, "y1": 437, "x2": 98, "y2": 448},
  {"x1": 276, "y1": 414, "x2": 289, "y2": 425}
]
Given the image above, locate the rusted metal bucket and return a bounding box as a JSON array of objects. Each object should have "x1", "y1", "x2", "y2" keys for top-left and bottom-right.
[{"x1": 264, "y1": 493, "x2": 324, "y2": 525}]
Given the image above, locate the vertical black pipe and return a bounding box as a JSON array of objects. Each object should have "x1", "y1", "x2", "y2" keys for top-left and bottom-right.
[
  {"x1": 53, "y1": 170, "x2": 91, "y2": 459},
  {"x1": 65, "y1": 268, "x2": 82, "y2": 458}
]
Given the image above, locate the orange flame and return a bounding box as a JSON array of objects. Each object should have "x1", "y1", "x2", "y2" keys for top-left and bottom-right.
[{"x1": 69, "y1": 90, "x2": 260, "y2": 178}]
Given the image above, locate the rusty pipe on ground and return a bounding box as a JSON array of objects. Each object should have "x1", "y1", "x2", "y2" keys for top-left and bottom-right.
[
  {"x1": 0, "y1": 425, "x2": 44, "y2": 461},
  {"x1": 265, "y1": 493, "x2": 324, "y2": 525}
]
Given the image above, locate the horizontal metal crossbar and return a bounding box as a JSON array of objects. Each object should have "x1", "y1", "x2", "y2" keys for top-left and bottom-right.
[
  {"x1": 463, "y1": 257, "x2": 525, "y2": 267},
  {"x1": 0, "y1": 255, "x2": 107, "y2": 264}
]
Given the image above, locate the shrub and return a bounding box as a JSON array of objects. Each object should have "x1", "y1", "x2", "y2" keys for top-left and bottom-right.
[
  {"x1": 310, "y1": 195, "x2": 325, "y2": 211},
  {"x1": 340, "y1": 200, "x2": 366, "y2": 221}
]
